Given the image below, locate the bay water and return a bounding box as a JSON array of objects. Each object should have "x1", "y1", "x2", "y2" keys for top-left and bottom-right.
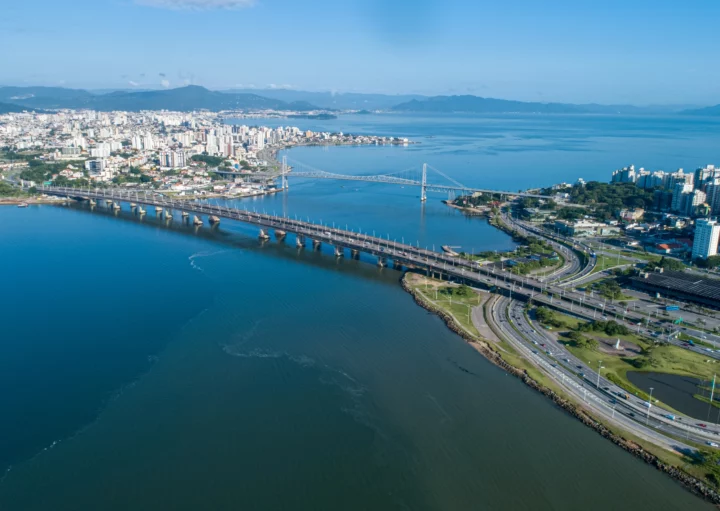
[{"x1": 0, "y1": 113, "x2": 716, "y2": 510}]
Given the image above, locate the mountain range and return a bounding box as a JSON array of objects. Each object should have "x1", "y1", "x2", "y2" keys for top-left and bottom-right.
[
  {"x1": 0, "y1": 86, "x2": 319, "y2": 112},
  {"x1": 0, "y1": 85, "x2": 715, "y2": 115},
  {"x1": 390, "y1": 95, "x2": 689, "y2": 115}
]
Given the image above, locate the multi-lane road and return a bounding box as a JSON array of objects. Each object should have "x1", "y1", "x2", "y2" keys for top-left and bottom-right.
[{"x1": 487, "y1": 296, "x2": 720, "y2": 449}]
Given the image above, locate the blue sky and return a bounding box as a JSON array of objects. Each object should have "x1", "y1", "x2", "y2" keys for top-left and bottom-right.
[{"x1": 2, "y1": 0, "x2": 720, "y2": 105}]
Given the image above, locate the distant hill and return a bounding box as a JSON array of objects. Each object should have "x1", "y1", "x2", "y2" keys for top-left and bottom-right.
[
  {"x1": 0, "y1": 86, "x2": 320, "y2": 112},
  {"x1": 224, "y1": 89, "x2": 426, "y2": 111},
  {"x1": 0, "y1": 101, "x2": 45, "y2": 114},
  {"x1": 682, "y1": 104, "x2": 720, "y2": 116},
  {"x1": 391, "y1": 95, "x2": 684, "y2": 115}
]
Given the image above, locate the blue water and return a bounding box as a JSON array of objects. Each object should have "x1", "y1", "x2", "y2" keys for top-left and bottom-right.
[
  {"x1": 0, "y1": 114, "x2": 715, "y2": 509},
  {"x1": 233, "y1": 112, "x2": 720, "y2": 190}
]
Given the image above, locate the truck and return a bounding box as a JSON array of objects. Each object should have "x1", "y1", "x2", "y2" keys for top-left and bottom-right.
[
  {"x1": 665, "y1": 305, "x2": 680, "y2": 311},
  {"x1": 620, "y1": 393, "x2": 630, "y2": 400}
]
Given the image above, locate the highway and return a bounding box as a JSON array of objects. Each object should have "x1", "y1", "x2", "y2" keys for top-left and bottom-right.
[{"x1": 487, "y1": 296, "x2": 719, "y2": 450}]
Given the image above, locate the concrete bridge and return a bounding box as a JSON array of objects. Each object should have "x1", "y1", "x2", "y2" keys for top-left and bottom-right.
[{"x1": 41, "y1": 185, "x2": 643, "y2": 325}]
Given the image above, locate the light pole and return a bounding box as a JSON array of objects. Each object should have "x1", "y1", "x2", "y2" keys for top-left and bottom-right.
[
  {"x1": 596, "y1": 361, "x2": 604, "y2": 389},
  {"x1": 646, "y1": 387, "x2": 654, "y2": 425}
]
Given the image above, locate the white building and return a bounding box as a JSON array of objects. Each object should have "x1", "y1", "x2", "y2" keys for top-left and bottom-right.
[{"x1": 692, "y1": 218, "x2": 720, "y2": 260}]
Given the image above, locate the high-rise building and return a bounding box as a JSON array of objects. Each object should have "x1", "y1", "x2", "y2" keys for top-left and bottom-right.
[
  {"x1": 611, "y1": 165, "x2": 636, "y2": 183},
  {"x1": 706, "y1": 179, "x2": 720, "y2": 214},
  {"x1": 692, "y1": 218, "x2": 720, "y2": 260},
  {"x1": 686, "y1": 189, "x2": 707, "y2": 217},
  {"x1": 694, "y1": 165, "x2": 717, "y2": 190},
  {"x1": 671, "y1": 182, "x2": 692, "y2": 213}
]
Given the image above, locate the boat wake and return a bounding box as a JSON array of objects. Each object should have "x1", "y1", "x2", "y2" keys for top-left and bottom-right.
[{"x1": 188, "y1": 249, "x2": 229, "y2": 272}]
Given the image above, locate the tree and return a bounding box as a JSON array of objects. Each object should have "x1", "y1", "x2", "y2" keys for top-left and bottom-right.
[{"x1": 647, "y1": 256, "x2": 685, "y2": 272}]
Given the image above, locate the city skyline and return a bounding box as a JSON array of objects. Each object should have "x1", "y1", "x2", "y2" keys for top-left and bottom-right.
[{"x1": 3, "y1": 0, "x2": 720, "y2": 105}]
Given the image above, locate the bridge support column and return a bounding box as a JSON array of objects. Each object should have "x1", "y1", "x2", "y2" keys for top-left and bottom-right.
[
  {"x1": 89, "y1": 199, "x2": 96, "y2": 206},
  {"x1": 138, "y1": 206, "x2": 146, "y2": 215},
  {"x1": 334, "y1": 246, "x2": 344, "y2": 258},
  {"x1": 193, "y1": 215, "x2": 203, "y2": 226},
  {"x1": 259, "y1": 229, "x2": 270, "y2": 240},
  {"x1": 112, "y1": 202, "x2": 121, "y2": 210},
  {"x1": 209, "y1": 215, "x2": 220, "y2": 225},
  {"x1": 181, "y1": 211, "x2": 189, "y2": 222},
  {"x1": 421, "y1": 163, "x2": 427, "y2": 202},
  {"x1": 350, "y1": 249, "x2": 359, "y2": 259},
  {"x1": 393, "y1": 260, "x2": 404, "y2": 270},
  {"x1": 281, "y1": 155, "x2": 289, "y2": 190},
  {"x1": 275, "y1": 229, "x2": 286, "y2": 240},
  {"x1": 296, "y1": 235, "x2": 305, "y2": 248},
  {"x1": 377, "y1": 256, "x2": 387, "y2": 267},
  {"x1": 155, "y1": 206, "x2": 163, "y2": 215},
  {"x1": 312, "y1": 239, "x2": 321, "y2": 250}
]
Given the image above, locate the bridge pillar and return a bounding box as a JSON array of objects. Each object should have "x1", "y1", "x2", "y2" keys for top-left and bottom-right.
[
  {"x1": 281, "y1": 155, "x2": 289, "y2": 190},
  {"x1": 209, "y1": 215, "x2": 220, "y2": 225},
  {"x1": 421, "y1": 163, "x2": 427, "y2": 202},
  {"x1": 334, "y1": 246, "x2": 344, "y2": 258},
  {"x1": 393, "y1": 260, "x2": 404, "y2": 270},
  {"x1": 130, "y1": 203, "x2": 136, "y2": 209},
  {"x1": 350, "y1": 249, "x2": 359, "y2": 259},
  {"x1": 377, "y1": 256, "x2": 387, "y2": 267},
  {"x1": 112, "y1": 202, "x2": 121, "y2": 210},
  {"x1": 89, "y1": 199, "x2": 96, "y2": 206},
  {"x1": 259, "y1": 229, "x2": 270, "y2": 240},
  {"x1": 105, "y1": 199, "x2": 114, "y2": 206},
  {"x1": 193, "y1": 215, "x2": 203, "y2": 226},
  {"x1": 137, "y1": 206, "x2": 146, "y2": 215},
  {"x1": 275, "y1": 229, "x2": 286, "y2": 240},
  {"x1": 155, "y1": 206, "x2": 163, "y2": 215},
  {"x1": 296, "y1": 235, "x2": 305, "y2": 248},
  {"x1": 312, "y1": 239, "x2": 321, "y2": 250}
]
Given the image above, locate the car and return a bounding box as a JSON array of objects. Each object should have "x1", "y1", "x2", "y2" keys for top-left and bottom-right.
[
  {"x1": 564, "y1": 358, "x2": 570, "y2": 363},
  {"x1": 698, "y1": 423, "x2": 708, "y2": 428},
  {"x1": 577, "y1": 365, "x2": 583, "y2": 369},
  {"x1": 707, "y1": 442, "x2": 719, "y2": 448}
]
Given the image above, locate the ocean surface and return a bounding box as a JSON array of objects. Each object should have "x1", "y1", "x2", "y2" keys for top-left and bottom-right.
[{"x1": 1, "y1": 113, "x2": 717, "y2": 510}]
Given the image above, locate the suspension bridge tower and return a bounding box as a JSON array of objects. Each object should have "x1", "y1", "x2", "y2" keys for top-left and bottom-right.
[
  {"x1": 420, "y1": 163, "x2": 427, "y2": 202},
  {"x1": 281, "y1": 155, "x2": 288, "y2": 191}
]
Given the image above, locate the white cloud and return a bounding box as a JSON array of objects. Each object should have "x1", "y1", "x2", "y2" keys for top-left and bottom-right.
[
  {"x1": 135, "y1": 0, "x2": 256, "y2": 10},
  {"x1": 129, "y1": 80, "x2": 140, "y2": 86},
  {"x1": 161, "y1": 79, "x2": 171, "y2": 88}
]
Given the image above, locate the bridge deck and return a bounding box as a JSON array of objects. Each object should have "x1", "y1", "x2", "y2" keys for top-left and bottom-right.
[{"x1": 41, "y1": 186, "x2": 612, "y2": 323}]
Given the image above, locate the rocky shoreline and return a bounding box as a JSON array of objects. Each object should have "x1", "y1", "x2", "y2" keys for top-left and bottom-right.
[{"x1": 401, "y1": 273, "x2": 720, "y2": 506}]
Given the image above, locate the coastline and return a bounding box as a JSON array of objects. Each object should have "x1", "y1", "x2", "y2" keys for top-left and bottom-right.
[{"x1": 400, "y1": 272, "x2": 720, "y2": 505}]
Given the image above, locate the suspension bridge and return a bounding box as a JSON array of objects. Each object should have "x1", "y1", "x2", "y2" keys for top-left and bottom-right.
[{"x1": 214, "y1": 157, "x2": 553, "y2": 201}]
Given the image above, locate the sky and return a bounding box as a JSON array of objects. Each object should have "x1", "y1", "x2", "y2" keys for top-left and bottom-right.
[{"x1": 2, "y1": 0, "x2": 720, "y2": 105}]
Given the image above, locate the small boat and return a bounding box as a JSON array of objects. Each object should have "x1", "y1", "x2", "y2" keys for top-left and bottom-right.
[{"x1": 17, "y1": 203, "x2": 28, "y2": 208}]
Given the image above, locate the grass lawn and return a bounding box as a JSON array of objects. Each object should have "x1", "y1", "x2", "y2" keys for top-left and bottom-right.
[
  {"x1": 541, "y1": 309, "x2": 720, "y2": 403},
  {"x1": 589, "y1": 254, "x2": 623, "y2": 275}
]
